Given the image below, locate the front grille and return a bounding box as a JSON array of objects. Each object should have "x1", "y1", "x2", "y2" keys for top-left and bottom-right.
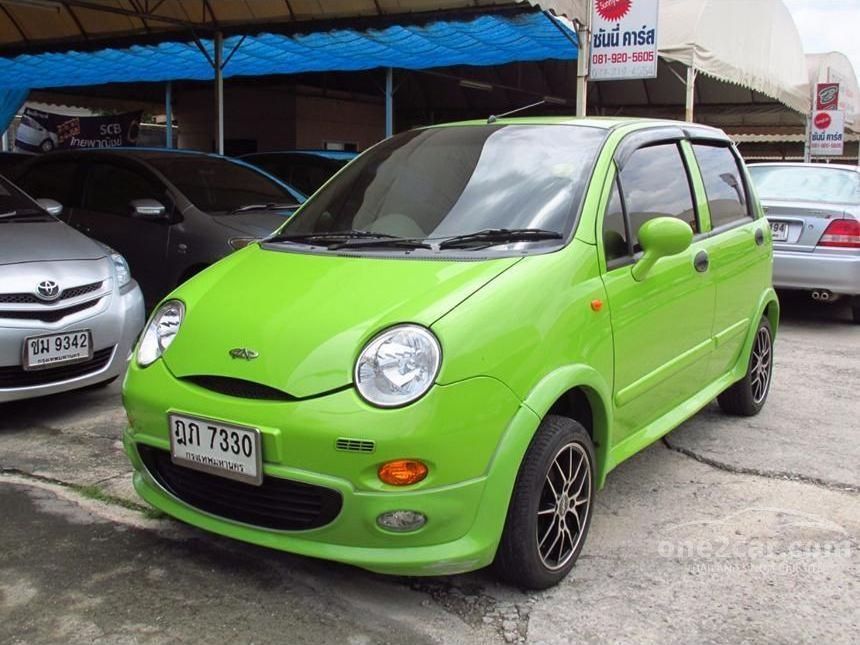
[
  {"x1": 0, "y1": 298, "x2": 102, "y2": 322},
  {"x1": 0, "y1": 281, "x2": 103, "y2": 304},
  {"x1": 0, "y1": 346, "x2": 114, "y2": 388},
  {"x1": 182, "y1": 375, "x2": 293, "y2": 401},
  {"x1": 335, "y1": 438, "x2": 375, "y2": 453},
  {"x1": 138, "y1": 445, "x2": 343, "y2": 531}
]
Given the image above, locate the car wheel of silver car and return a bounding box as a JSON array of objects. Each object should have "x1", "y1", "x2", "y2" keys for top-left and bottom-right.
[
  {"x1": 494, "y1": 415, "x2": 595, "y2": 590},
  {"x1": 40, "y1": 139, "x2": 54, "y2": 152},
  {"x1": 718, "y1": 317, "x2": 773, "y2": 416}
]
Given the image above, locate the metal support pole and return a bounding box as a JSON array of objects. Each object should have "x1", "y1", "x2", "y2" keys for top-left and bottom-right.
[
  {"x1": 165, "y1": 81, "x2": 173, "y2": 149},
  {"x1": 685, "y1": 66, "x2": 697, "y2": 123},
  {"x1": 385, "y1": 67, "x2": 394, "y2": 139},
  {"x1": 575, "y1": 9, "x2": 591, "y2": 117},
  {"x1": 214, "y1": 31, "x2": 224, "y2": 155},
  {"x1": 803, "y1": 113, "x2": 812, "y2": 163},
  {"x1": 1, "y1": 131, "x2": 8, "y2": 152}
]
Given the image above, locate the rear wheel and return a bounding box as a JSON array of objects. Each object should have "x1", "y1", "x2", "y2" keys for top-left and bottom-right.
[
  {"x1": 718, "y1": 317, "x2": 773, "y2": 416},
  {"x1": 494, "y1": 415, "x2": 595, "y2": 590}
]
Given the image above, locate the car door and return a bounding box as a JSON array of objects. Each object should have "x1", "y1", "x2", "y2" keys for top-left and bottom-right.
[
  {"x1": 685, "y1": 140, "x2": 772, "y2": 381},
  {"x1": 75, "y1": 160, "x2": 172, "y2": 305},
  {"x1": 598, "y1": 136, "x2": 716, "y2": 444}
]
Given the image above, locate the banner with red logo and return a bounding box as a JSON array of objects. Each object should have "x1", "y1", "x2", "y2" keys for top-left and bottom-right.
[
  {"x1": 816, "y1": 83, "x2": 840, "y2": 111},
  {"x1": 590, "y1": 0, "x2": 660, "y2": 81},
  {"x1": 810, "y1": 109, "x2": 844, "y2": 157}
]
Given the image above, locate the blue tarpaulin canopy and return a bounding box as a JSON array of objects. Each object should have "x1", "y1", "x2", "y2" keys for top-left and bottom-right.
[{"x1": 0, "y1": 12, "x2": 577, "y2": 90}]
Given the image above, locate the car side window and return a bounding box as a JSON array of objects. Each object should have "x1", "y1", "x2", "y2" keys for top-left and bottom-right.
[
  {"x1": 602, "y1": 176, "x2": 631, "y2": 265},
  {"x1": 83, "y1": 163, "x2": 164, "y2": 217},
  {"x1": 691, "y1": 144, "x2": 751, "y2": 228},
  {"x1": 618, "y1": 143, "x2": 698, "y2": 252},
  {"x1": 18, "y1": 161, "x2": 79, "y2": 207}
]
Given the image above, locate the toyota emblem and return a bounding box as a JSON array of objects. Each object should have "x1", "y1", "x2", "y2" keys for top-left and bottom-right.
[{"x1": 35, "y1": 280, "x2": 61, "y2": 301}]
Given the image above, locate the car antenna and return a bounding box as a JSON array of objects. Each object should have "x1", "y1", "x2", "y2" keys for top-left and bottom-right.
[{"x1": 487, "y1": 99, "x2": 547, "y2": 124}]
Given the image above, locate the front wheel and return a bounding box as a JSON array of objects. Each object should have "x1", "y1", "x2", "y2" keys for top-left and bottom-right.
[
  {"x1": 494, "y1": 415, "x2": 595, "y2": 590},
  {"x1": 717, "y1": 317, "x2": 773, "y2": 416}
]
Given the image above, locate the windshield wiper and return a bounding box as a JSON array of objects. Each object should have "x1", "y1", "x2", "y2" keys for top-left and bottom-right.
[
  {"x1": 229, "y1": 202, "x2": 299, "y2": 214},
  {"x1": 438, "y1": 228, "x2": 563, "y2": 249},
  {"x1": 265, "y1": 229, "x2": 401, "y2": 245},
  {"x1": 327, "y1": 237, "x2": 431, "y2": 251},
  {"x1": 0, "y1": 209, "x2": 49, "y2": 222}
]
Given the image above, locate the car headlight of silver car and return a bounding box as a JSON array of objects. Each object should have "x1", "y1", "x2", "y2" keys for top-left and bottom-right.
[
  {"x1": 110, "y1": 252, "x2": 132, "y2": 289},
  {"x1": 137, "y1": 300, "x2": 185, "y2": 367},
  {"x1": 355, "y1": 325, "x2": 441, "y2": 407}
]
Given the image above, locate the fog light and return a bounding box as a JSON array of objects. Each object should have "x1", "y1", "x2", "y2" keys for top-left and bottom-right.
[
  {"x1": 378, "y1": 459, "x2": 428, "y2": 486},
  {"x1": 377, "y1": 510, "x2": 427, "y2": 532}
]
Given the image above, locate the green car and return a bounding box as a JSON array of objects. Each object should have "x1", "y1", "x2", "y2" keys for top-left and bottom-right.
[{"x1": 122, "y1": 117, "x2": 778, "y2": 589}]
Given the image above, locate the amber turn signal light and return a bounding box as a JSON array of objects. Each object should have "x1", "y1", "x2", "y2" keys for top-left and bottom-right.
[{"x1": 378, "y1": 459, "x2": 428, "y2": 486}]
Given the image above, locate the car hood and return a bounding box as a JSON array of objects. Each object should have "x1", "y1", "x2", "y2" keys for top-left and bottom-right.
[
  {"x1": 163, "y1": 245, "x2": 519, "y2": 398},
  {"x1": 0, "y1": 220, "x2": 106, "y2": 266},
  {"x1": 211, "y1": 211, "x2": 293, "y2": 238}
]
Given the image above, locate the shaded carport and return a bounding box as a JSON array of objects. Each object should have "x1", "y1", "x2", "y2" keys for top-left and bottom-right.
[{"x1": 0, "y1": 0, "x2": 586, "y2": 152}]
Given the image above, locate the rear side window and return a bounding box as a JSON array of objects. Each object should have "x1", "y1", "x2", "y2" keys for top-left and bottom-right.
[
  {"x1": 692, "y1": 144, "x2": 750, "y2": 228},
  {"x1": 83, "y1": 163, "x2": 164, "y2": 216},
  {"x1": 618, "y1": 143, "x2": 698, "y2": 252},
  {"x1": 18, "y1": 161, "x2": 79, "y2": 207}
]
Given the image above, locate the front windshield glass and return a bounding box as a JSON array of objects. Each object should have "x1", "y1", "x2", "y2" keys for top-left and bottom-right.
[
  {"x1": 278, "y1": 125, "x2": 606, "y2": 248},
  {"x1": 146, "y1": 156, "x2": 299, "y2": 213},
  {"x1": 0, "y1": 175, "x2": 52, "y2": 221},
  {"x1": 749, "y1": 166, "x2": 860, "y2": 204}
]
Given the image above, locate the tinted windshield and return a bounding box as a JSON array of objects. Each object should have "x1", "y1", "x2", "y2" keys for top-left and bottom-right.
[
  {"x1": 278, "y1": 125, "x2": 606, "y2": 247},
  {"x1": 0, "y1": 175, "x2": 52, "y2": 221},
  {"x1": 749, "y1": 166, "x2": 860, "y2": 204},
  {"x1": 146, "y1": 156, "x2": 299, "y2": 213},
  {"x1": 243, "y1": 154, "x2": 346, "y2": 195}
]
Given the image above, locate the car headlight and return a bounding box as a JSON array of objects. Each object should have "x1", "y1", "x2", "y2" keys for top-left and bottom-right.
[
  {"x1": 228, "y1": 237, "x2": 259, "y2": 251},
  {"x1": 136, "y1": 300, "x2": 185, "y2": 367},
  {"x1": 355, "y1": 325, "x2": 441, "y2": 407},
  {"x1": 110, "y1": 252, "x2": 131, "y2": 289}
]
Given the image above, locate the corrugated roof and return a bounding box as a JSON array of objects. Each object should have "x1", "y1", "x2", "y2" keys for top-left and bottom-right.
[{"x1": 0, "y1": 11, "x2": 578, "y2": 89}]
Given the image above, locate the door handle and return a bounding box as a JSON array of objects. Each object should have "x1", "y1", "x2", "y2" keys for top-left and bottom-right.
[
  {"x1": 754, "y1": 228, "x2": 765, "y2": 246},
  {"x1": 694, "y1": 250, "x2": 709, "y2": 273}
]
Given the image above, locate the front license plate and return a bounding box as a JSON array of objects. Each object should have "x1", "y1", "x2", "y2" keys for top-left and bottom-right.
[
  {"x1": 769, "y1": 220, "x2": 789, "y2": 242},
  {"x1": 169, "y1": 413, "x2": 262, "y2": 485},
  {"x1": 23, "y1": 330, "x2": 93, "y2": 371}
]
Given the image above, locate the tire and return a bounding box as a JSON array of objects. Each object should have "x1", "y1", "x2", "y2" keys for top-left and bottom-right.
[
  {"x1": 494, "y1": 415, "x2": 595, "y2": 590},
  {"x1": 717, "y1": 317, "x2": 773, "y2": 416},
  {"x1": 40, "y1": 139, "x2": 55, "y2": 152}
]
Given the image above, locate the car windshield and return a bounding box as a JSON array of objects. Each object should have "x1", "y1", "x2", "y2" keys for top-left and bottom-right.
[
  {"x1": 0, "y1": 176, "x2": 52, "y2": 221},
  {"x1": 275, "y1": 124, "x2": 606, "y2": 251},
  {"x1": 146, "y1": 155, "x2": 300, "y2": 213},
  {"x1": 749, "y1": 166, "x2": 860, "y2": 204}
]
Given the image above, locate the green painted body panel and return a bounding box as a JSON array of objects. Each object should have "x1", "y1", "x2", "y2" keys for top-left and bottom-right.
[{"x1": 122, "y1": 117, "x2": 778, "y2": 575}]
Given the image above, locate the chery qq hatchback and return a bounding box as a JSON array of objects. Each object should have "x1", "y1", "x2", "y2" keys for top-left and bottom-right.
[{"x1": 122, "y1": 118, "x2": 778, "y2": 589}]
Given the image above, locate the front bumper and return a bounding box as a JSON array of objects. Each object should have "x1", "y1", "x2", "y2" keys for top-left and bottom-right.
[
  {"x1": 123, "y1": 359, "x2": 536, "y2": 575},
  {"x1": 773, "y1": 249, "x2": 860, "y2": 295},
  {"x1": 0, "y1": 282, "x2": 145, "y2": 402}
]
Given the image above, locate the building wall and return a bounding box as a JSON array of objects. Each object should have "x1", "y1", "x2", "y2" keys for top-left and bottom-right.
[{"x1": 173, "y1": 85, "x2": 384, "y2": 155}]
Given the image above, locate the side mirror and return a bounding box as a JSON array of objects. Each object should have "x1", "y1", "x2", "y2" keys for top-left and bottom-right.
[
  {"x1": 37, "y1": 198, "x2": 63, "y2": 216},
  {"x1": 129, "y1": 198, "x2": 167, "y2": 220},
  {"x1": 631, "y1": 217, "x2": 693, "y2": 282}
]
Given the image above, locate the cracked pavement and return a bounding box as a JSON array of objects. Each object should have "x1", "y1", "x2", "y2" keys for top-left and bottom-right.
[{"x1": 1, "y1": 293, "x2": 858, "y2": 644}]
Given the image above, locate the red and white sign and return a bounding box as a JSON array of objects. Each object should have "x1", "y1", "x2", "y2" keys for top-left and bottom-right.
[
  {"x1": 816, "y1": 83, "x2": 840, "y2": 111},
  {"x1": 590, "y1": 0, "x2": 660, "y2": 81},
  {"x1": 810, "y1": 109, "x2": 844, "y2": 157}
]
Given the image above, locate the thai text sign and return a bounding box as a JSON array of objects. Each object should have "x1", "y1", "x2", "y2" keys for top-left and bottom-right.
[
  {"x1": 810, "y1": 109, "x2": 844, "y2": 157},
  {"x1": 590, "y1": 0, "x2": 659, "y2": 81}
]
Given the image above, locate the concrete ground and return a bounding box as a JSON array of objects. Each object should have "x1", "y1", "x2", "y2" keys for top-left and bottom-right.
[{"x1": 1, "y1": 293, "x2": 857, "y2": 644}]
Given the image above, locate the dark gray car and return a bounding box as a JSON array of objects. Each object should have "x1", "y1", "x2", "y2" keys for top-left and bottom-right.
[{"x1": 16, "y1": 149, "x2": 303, "y2": 308}]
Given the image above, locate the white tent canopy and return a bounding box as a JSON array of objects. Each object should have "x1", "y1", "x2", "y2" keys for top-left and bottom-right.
[
  {"x1": 807, "y1": 52, "x2": 859, "y2": 131},
  {"x1": 658, "y1": 0, "x2": 810, "y2": 114}
]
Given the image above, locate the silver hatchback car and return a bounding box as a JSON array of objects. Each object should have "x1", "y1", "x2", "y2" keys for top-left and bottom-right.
[
  {"x1": 0, "y1": 176, "x2": 144, "y2": 402},
  {"x1": 748, "y1": 163, "x2": 860, "y2": 323}
]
